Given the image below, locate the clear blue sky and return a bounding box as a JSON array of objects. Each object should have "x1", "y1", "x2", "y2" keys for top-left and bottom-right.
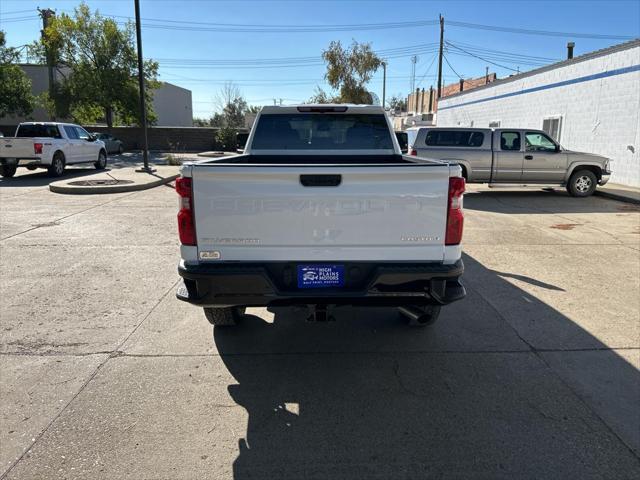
[{"x1": 1, "y1": 0, "x2": 639, "y2": 119}]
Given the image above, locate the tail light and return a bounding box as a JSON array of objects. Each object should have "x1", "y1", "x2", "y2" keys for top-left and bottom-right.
[
  {"x1": 34, "y1": 143, "x2": 43, "y2": 154},
  {"x1": 176, "y1": 177, "x2": 196, "y2": 246},
  {"x1": 410, "y1": 148, "x2": 417, "y2": 156},
  {"x1": 445, "y1": 176, "x2": 465, "y2": 245}
]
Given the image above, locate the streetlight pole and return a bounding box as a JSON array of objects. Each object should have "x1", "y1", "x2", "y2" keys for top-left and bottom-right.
[
  {"x1": 382, "y1": 61, "x2": 387, "y2": 109},
  {"x1": 134, "y1": 0, "x2": 153, "y2": 173}
]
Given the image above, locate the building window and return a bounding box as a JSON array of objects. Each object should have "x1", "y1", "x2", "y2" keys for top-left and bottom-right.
[
  {"x1": 542, "y1": 116, "x2": 562, "y2": 142},
  {"x1": 489, "y1": 120, "x2": 501, "y2": 128}
]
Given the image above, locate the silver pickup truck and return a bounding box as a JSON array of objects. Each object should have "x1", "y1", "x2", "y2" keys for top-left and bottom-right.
[{"x1": 410, "y1": 127, "x2": 611, "y2": 197}]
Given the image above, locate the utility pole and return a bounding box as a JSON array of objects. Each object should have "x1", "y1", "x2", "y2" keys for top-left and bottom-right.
[
  {"x1": 381, "y1": 61, "x2": 387, "y2": 109},
  {"x1": 38, "y1": 8, "x2": 56, "y2": 120},
  {"x1": 410, "y1": 55, "x2": 418, "y2": 93},
  {"x1": 134, "y1": 0, "x2": 153, "y2": 173},
  {"x1": 437, "y1": 14, "x2": 444, "y2": 99},
  {"x1": 485, "y1": 66, "x2": 489, "y2": 84}
]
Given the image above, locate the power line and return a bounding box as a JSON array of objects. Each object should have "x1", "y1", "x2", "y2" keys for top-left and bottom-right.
[
  {"x1": 155, "y1": 42, "x2": 438, "y2": 66},
  {"x1": 52, "y1": 8, "x2": 632, "y2": 38},
  {"x1": 446, "y1": 41, "x2": 520, "y2": 73},
  {"x1": 442, "y1": 53, "x2": 463, "y2": 79},
  {"x1": 450, "y1": 40, "x2": 559, "y2": 62},
  {"x1": 0, "y1": 9, "x2": 37, "y2": 16},
  {"x1": 0, "y1": 15, "x2": 40, "y2": 23},
  {"x1": 444, "y1": 42, "x2": 557, "y2": 66},
  {"x1": 79, "y1": 10, "x2": 632, "y2": 39},
  {"x1": 68, "y1": 11, "x2": 439, "y2": 33},
  {"x1": 415, "y1": 54, "x2": 438, "y2": 89},
  {"x1": 447, "y1": 20, "x2": 634, "y2": 40}
]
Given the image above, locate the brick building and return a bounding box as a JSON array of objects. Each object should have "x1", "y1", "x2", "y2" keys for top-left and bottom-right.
[
  {"x1": 407, "y1": 73, "x2": 498, "y2": 114},
  {"x1": 437, "y1": 39, "x2": 640, "y2": 187}
]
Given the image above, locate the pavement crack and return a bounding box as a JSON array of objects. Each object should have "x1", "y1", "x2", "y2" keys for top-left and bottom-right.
[
  {"x1": 0, "y1": 190, "x2": 139, "y2": 242},
  {"x1": 392, "y1": 359, "x2": 430, "y2": 399}
]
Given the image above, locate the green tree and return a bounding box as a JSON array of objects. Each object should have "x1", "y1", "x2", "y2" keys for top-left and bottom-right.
[
  {"x1": 31, "y1": 3, "x2": 159, "y2": 127},
  {"x1": 0, "y1": 31, "x2": 35, "y2": 117},
  {"x1": 388, "y1": 94, "x2": 407, "y2": 112},
  {"x1": 320, "y1": 40, "x2": 382, "y2": 104},
  {"x1": 307, "y1": 86, "x2": 339, "y2": 104}
]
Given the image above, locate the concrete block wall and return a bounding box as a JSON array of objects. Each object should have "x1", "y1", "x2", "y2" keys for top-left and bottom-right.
[
  {"x1": 87, "y1": 126, "x2": 222, "y2": 151},
  {"x1": 437, "y1": 42, "x2": 640, "y2": 187}
]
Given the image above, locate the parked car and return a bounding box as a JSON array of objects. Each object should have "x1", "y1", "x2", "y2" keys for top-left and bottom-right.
[
  {"x1": 409, "y1": 127, "x2": 611, "y2": 197},
  {"x1": 175, "y1": 105, "x2": 466, "y2": 327},
  {"x1": 395, "y1": 131, "x2": 408, "y2": 154},
  {"x1": 92, "y1": 132, "x2": 124, "y2": 154},
  {"x1": 0, "y1": 122, "x2": 107, "y2": 178}
]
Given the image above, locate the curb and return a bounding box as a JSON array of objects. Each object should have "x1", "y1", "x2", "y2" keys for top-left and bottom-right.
[
  {"x1": 595, "y1": 189, "x2": 640, "y2": 205},
  {"x1": 49, "y1": 173, "x2": 179, "y2": 195}
]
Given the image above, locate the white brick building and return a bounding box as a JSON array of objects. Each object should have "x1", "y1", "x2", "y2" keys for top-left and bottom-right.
[{"x1": 437, "y1": 39, "x2": 640, "y2": 187}]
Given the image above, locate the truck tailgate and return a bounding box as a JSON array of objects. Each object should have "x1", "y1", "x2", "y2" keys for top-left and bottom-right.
[
  {"x1": 191, "y1": 164, "x2": 450, "y2": 262},
  {"x1": 0, "y1": 138, "x2": 36, "y2": 159}
]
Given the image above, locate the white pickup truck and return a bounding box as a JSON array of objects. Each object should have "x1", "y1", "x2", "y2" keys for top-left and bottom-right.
[
  {"x1": 0, "y1": 122, "x2": 108, "y2": 178},
  {"x1": 175, "y1": 105, "x2": 466, "y2": 326}
]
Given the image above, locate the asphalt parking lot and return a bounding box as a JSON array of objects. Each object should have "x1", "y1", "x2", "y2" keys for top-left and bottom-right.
[{"x1": 1, "y1": 168, "x2": 639, "y2": 479}]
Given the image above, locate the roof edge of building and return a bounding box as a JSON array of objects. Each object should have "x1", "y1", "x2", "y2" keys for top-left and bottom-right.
[{"x1": 441, "y1": 38, "x2": 640, "y2": 102}]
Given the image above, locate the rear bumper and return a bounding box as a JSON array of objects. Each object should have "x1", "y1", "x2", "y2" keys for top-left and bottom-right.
[
  {"x1": 177, "y1": 260, "x2": 465, "y2": 308},
  {"x1": 1, "y1": 157, "x2": 44, "y2": 167}
]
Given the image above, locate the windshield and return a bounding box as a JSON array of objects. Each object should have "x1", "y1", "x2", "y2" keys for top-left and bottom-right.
[
  {"x1": 251, "y1": 113, "x2": 394, "y2": 150},
  {"x1": 16, "y1": 124, "x2": 62, "y2": 139}
]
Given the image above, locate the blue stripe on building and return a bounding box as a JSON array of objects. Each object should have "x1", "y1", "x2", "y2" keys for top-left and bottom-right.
[{"x1": 438, "y1": 64, "x2": 640, "y2": 111}]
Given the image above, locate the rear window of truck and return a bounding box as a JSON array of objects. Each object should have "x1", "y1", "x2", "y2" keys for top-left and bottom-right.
[
  {"x1": 425, "y1": 130, "x2": 484, "y2": 147},
  {"x1": 251, "y1": 114, "x2": 394, "y2": 150},
  {"x1": 16, "y1": 124, "x2": 62, "y2": 139}
]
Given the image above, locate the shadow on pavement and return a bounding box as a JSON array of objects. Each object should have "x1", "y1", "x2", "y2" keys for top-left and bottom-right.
[
  {"x1": 464, "y1": 189, "x2": 634, "y2": 214},
  {"x1": 0, "y1": 152, "x2": 173, "y2": 189},
  {"x1": 213, "y1": 253, "x2": 639, "y2": 479},
  {"x1": 0, "y1": 167, "x2": 97, "y2": 188}
]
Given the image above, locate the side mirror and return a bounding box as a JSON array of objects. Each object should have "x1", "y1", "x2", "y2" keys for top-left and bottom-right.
[{"x1": 555, "y1": 144, "x2": 560, "y2": 153}]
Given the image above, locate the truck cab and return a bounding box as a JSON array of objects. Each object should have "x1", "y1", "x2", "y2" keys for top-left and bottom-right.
[{"x1": 410, "y1": 126, "x2": 611, "y2": 196}]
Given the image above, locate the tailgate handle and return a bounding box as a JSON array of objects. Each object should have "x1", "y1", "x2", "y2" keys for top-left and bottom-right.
[{"x1": 300, "y1": 174, "x2": 342, "y2": 187}]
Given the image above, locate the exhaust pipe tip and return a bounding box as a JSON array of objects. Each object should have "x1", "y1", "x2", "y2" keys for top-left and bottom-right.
[{"x1": 398, "y1": 305, "x2": 441, "y2": 327}]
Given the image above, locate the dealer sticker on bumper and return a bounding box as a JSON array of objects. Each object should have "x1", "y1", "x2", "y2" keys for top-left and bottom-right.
[{"x1": 297, "y1": 264, "x2": 344, "y2": 289}]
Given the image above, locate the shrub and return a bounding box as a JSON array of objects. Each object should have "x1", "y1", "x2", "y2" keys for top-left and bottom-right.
[{"x1": 215, "y1": 126, "x2": 237, "y2": 152}]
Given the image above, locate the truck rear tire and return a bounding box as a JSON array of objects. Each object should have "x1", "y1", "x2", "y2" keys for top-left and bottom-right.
[
  {"x1": 567, "y1": 169, "x2": 597, "y2": 197},
  {"x1": 203, "y1": 307, "x2": 245, "y2": 326},
  {"x1": 48, "y1": 153, "x2": 65, "y2": 177},
  {"x1": 0, "y1": 165, "x2": 17, "y2": 178},
  {"x1": 94, "y1": 150, "x2": 107, "y2": 170}
]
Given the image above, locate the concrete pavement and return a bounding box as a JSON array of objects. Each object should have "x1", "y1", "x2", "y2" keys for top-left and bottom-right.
[
  {"x1": 0, "y1": 182, "x2": 639, "y2": 479},
  {"x1": 596, "y1": 182, "x2": 640, "y2": 204}
]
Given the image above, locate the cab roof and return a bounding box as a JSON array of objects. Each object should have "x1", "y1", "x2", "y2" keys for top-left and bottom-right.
[{"x1": 259, "y1": 104, "x2": 385, "y2": 114}]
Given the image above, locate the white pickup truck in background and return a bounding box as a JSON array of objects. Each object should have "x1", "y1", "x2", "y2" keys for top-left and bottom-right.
[
  {"x1": 175, "y1": 105, "x2": 466, "y2": 327},
  {"x1": 0, "y1": 122, "x2": 108, "y2": 178}
]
